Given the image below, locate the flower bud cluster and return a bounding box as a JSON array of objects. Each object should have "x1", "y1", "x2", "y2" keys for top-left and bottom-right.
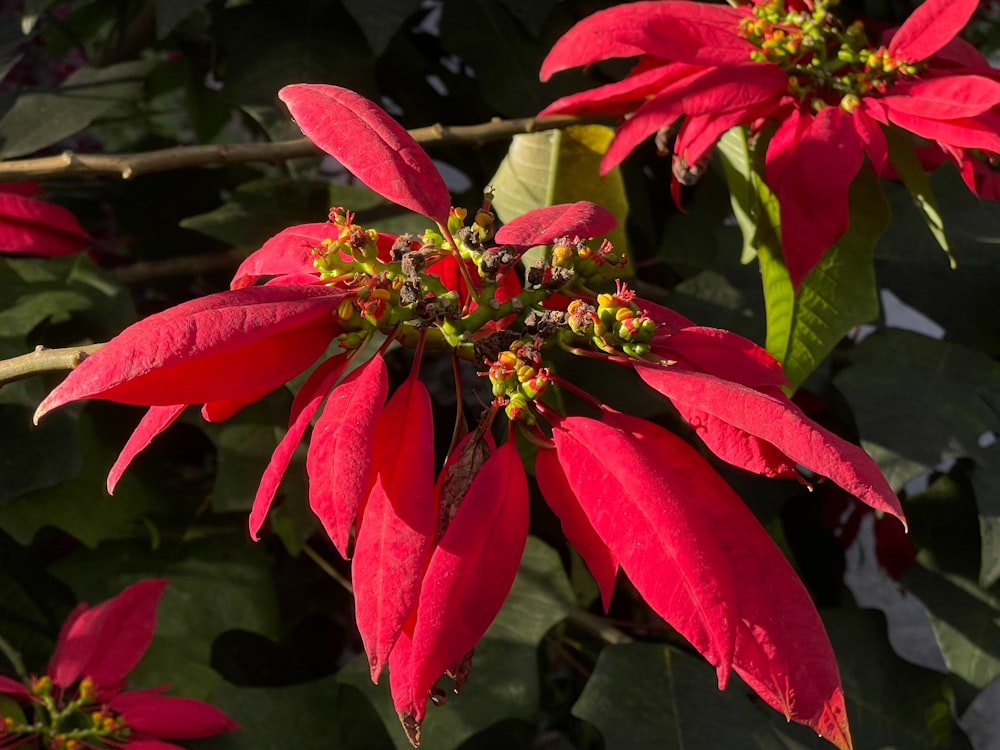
[
  {"x1": 742, "y1": 0, "x2": 922, "y2": 107},
  {"x1": 485, "y1": 338, "x2": 551, "y2": 423},
  {"x1": 564, "y1": 281, "x2": 657, "y2": 358}
]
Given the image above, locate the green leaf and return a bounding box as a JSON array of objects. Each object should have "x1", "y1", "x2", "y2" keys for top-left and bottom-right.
[
  {"x1": 0, "y1": 403, "x2": 79, "y2": 506},
  {"x1": 885, "y1": 125, "x2": 952, "y2": 265},
  {"x1": 338, "y1": 536, "x2": 575, "y2": 750},
  {"x1": 833, "y1": 329, "x2": 1000, "y2": 489},
  {"x1": 970, "y1": 443, "x2": 1000, "y2": 588},
  {"x1": 154, "y1": 0, "x2": 210, "y2": 39},
  {"x1": 0, "y1": 59, "x2": 155, "y2": 159},
  {"x1": 20, "y1": 0, "x2": 59, "y2": 34},
  {"x1": 763, "y1": 167, "x2": 886, "y2": 389},
  {"x1": 341, "y1": 0, "x2": 423, "y2": 55},
  {"x1": 491, "y1": 125, "x2": 629, "y2": 269},
  {"x1": 572, "y1": 643, "x2": 784, "y2": 750},
  {"x1": 49, "y1": 528, "x2": 281, "y2": 698},
  {"x1": 198, "y1": 679, "x2": 394, "y2": 750},
  {"x1": 817, "y1": 608, "x2": 971, "y2": 750},
  {"x1": 439, "y1": 0, "x2": 555, "y2": 115},
  {"x1": 719, "y1": 127, "x2": 887, "y2": 388},
  {"x1": 0, "y1": 410, "x2": 159, "y2": 547},
  {"x1": 901, "y1": 563, "x2": 1000, "y2": 711}
]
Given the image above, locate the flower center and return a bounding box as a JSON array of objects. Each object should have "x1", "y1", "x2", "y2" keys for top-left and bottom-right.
[{"x1": 740, "y1": 0, "x2": 923, "y2": 109}]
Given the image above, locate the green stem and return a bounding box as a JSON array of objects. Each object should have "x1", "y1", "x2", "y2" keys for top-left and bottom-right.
[{"x1": 302, "y1": 543, "x2": 354, "y2": 595}]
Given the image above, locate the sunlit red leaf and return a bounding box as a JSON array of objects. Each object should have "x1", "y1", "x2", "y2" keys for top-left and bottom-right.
[
  {"x1": 634, "y1": 363, "x2": 906, "y2": 524},
  {"x1": 352, "y1": 376, "x2": 436, "y2": 681},
  {"x1": 535, "y1": 446, "x2": 617, "y2": 611},
  {"x1": 279, "y1": 84, "x2": 451, "y2": 224},
  {"x1": 231, "y1": 222, "x2": 333, "y2": 289},
  {"x1": 602, "y1": 64, "x2": 786, "y2": 172},
  {"x1": 773, "y1": 106, "x2": 865, "y2": 288},
  {"x1": 493, "y1": 202, "x2": 617, "y2": 247},
  {"x1": 107, "y1": 405, "x2": 186, "y2": 494},
  {"x1": 613, "y1": 412, "x2": 852, "y2": 750},
  {"x1": 539, "y1": 1, "x2": 753, "y2": 80},
  {"x1": 549, "y1": 415, "x2": 737, "y2": 685},
  {"x1": 885, "y1": 75, "x2": 1000, "y2": 120},
  {"x1": 248, "y1": 354, "x2": 348, "y2": 541},
  {"x1": 888, "y1": 0, "x2": 978, "y2": 63},
  {"x1": 49, "y1": 579, "x2": 168, "y2": 690},
  {"x1": 539, "y1": 62, "x2": 699, "y2": 118},
  {"x1": 650, "y1": 324, "x2": 788, "y2": 389},
  {"x1": 406, "y1": 441, "x2": 530, "y2": 719},
  {"x1": 0, "y1": 676, "x2": 28, "y2": 698},
  {"x1": 307, "y1": 354, "x2": 389, "y2": 557},
  {"x1": 34, "y1": 285, "x2": 346, "y2": 419}
]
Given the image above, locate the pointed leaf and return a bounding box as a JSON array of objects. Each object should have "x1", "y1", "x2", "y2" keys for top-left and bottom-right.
[
  {"x1": 550, "y1": 415, "x2": 737, "y2": 686},
  {"x1": 34, "y1": 285, "x2": 346, "y2": 418},
  {"x1": 352, "y1": 376, "x2": 436, "y2": 681},
  {"x1": 307, "y1": 354, "x2": 389, "y2": 557},
  {"x1": 774, "y1": 107, "x2": 865, "y2": 289},
  {"x1": 494, "y1": 201, "x2": 617, "y2": 247},
  {"x1": 884, "y1": 76, "x2": 1000, "y2": 120},
  {"x1": 49, "y1": 579, "x2": 168, "y2": 689},
  {"x1": 407, "y1": 441, "x2": 530, "y2": 719},
  {"x1": 539, "y1": 1, "x2": 753, "y2": 79},
  {"x1": 535, "y1": 447, "x2": 617, "y2": 612},
  {"x1": 111, "y1": 691, "x2": 239, "y2": 738},
  {"x1": 279, "y1": 84, "x2": 451, "y2": 224},
  {"x1": 0, "y1": 185, "x2": 91, "y2": 257},
  {"x1": 248, "y1": 354, "x2": 348, "y2": 540},
  {"x1": 107, "y1": 405, "x2": 186, "y2": 494},
  {"x1": 616, "y1": 412, "x2": 851, "y2": 749},
  {"x1": 231, "y1": 222, "x2": 334, "y2": 289},
  {"x1": 634, "y1": 364, "x2": 905, "y2": 524},
  {"x1": 888, "y1": 0, "x2": 978, "y2": 62}
]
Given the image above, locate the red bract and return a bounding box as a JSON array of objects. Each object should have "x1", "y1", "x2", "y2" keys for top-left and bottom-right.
[
  {"x1": 0, "y1": 181, "x2": 91, "y2": 257},
  {"x1": 540, "y1": 0, "x2": 998, "y2": 286},
  {"x1": 279, "y1": 84, "x2": 452, "y2": 225},
  {"x1": 0, "y1": 580, "x2": 238, "y2": 749}
]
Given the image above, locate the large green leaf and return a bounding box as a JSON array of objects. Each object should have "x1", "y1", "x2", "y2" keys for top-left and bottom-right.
[
  {"x1": 816, "y1": 608, "x2": 971, "y2": 750},
  {"x1": 490, "y1": 125, "x2": 629, "y2": 268},
  {"x1": 901, "y1": 562, "x2": 1000, "y2": 711},
  {"x1": 833, "y1": 329, "x2": 1000, "y2": 489},
  {"x1": 970, "y1": 443, "x2": 1000, "y2": 588},
  {"x1": 0, "y1": 59, "x2": 155, "y2": 158},
  {"x1": 0, "y1": 410, "x2": 159, "y2": 546},
  {"x1": 338, "y1": 536, "x2": 575, "y2": 750},
  {"x1": 718, "y1": 127, "x2": 885, "y2": 389},
  {"x1": 153, "y1": 0, "x2": 210, "y2": 39},
  {"x1": 572, "y1": 643, "x2": 784, "y2": 750},
  {"x1": 197, "y1": 679, "x2": 394, "y2": 750}
]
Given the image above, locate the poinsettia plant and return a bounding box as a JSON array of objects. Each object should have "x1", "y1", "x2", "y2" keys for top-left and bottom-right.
[
  {"x1": 0, "y1": 580, "x2": 238, "y2": 749},
  {"x1": 29, "y1": 82, "x2": 908, "y2": 750},
  {"x1": 539, "y1": 0, "x2": 1000, "y2": 287}
]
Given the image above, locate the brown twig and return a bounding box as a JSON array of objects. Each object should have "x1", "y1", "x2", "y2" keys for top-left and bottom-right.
[
  {"x1": 0, "y1": 114, "x2": 592, "y2": 181},
  {"x1": 0, "y1": 344, "x2": 103, "y2": 388}
]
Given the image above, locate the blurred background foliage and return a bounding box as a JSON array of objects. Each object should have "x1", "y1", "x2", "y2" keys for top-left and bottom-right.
[{"x1": 0, "y1": 1, "x2": 999, "y2": 748}]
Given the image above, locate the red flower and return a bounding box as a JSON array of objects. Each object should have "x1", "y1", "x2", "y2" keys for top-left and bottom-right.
[
  {"x1": 33, "y1": 84, "x2": 906, "y2": 750},
  {"x1": 0, "y1": 580, "x2": 238, "y2": 749},
  {"x1": 540, "y1": 0, "x2": 998, "y2": 286},
  {"x1": 0, "y1": 181, "x2": 91, "y2": 257}
]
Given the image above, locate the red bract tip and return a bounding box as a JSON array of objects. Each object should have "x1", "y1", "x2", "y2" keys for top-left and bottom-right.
[{"x1": 279, "y1": 84, "x2": 452, "y2": 225}]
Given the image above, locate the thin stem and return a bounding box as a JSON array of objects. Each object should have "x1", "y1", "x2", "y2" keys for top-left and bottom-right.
[
  {"x1": 0, "y1": 344, "x2": 103, "y2": 390},
  {"x1": 0, "y1": 632, "x2": 27, "y2": 678},
  {"x1": 0, "y1": 114, "x2": 593, "y2": 181},
  {"x1": 302, "y1": 542, "x2": 354, "y2": 595}
]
